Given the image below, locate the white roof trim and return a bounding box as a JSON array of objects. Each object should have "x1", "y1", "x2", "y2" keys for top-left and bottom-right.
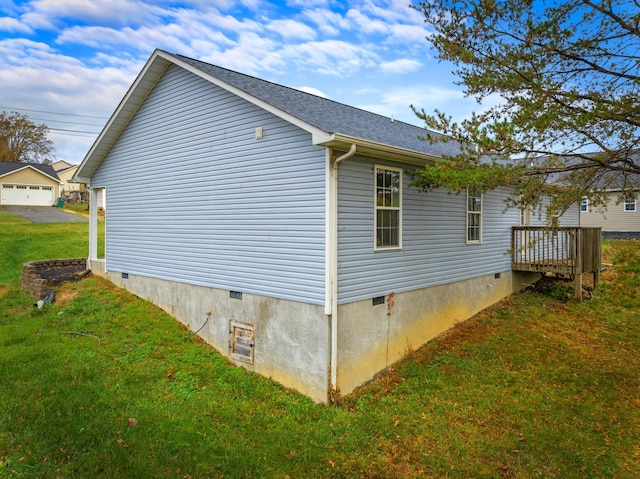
[{"x1": 321, "y1": 134, "x2": 440, "y2": 165}]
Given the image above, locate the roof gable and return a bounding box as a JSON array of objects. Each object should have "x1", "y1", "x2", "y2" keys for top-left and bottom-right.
[
  {"x1": 0, "y1": 162, "x2": 61, "y2": 182},
  {"x1": 51, "y1": 160, "x2": 74, "y2": 171},
  {"x1": 76, "y1": 49, "x2": 458, "y2": 182}
]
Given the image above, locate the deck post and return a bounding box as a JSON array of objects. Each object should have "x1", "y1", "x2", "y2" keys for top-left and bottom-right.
[{"x1": 575, "y1": 228, "x2": 583, "y2": 300}]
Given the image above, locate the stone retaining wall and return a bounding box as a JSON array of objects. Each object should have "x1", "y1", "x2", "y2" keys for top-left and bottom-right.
[{"x1": 20, "y1": 258, "x2": 88, "y2": 299}]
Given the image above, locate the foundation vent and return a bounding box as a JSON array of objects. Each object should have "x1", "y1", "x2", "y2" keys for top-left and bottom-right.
[
  {"x1": 230, "y1": 320, "x2": 254, "y2": 364},
  {"x1": 372, "y1": 295, "x2": 385, "y2": 306},
  {"x1": 230, "y1": 291, "x2": 243, "y2": 300}
]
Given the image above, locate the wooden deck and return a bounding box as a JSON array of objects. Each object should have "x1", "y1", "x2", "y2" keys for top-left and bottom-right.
[{"x1": 512, "y1": 227, "x2": 602, "y2": 298}]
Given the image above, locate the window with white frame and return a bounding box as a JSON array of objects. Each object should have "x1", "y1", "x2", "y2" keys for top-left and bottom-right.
[
  {"x1": 624, "y1": 195, "x2": 636, "y2": 212},
  {"x1": 581, "y1": 197, "x2": 589, "y2": 212},
  {"x1": 375, "y1": 166, "x2": 402, "y2": 249},
  {"x1": 467, "y1": 188, "x2": 482, "y2": 243}
]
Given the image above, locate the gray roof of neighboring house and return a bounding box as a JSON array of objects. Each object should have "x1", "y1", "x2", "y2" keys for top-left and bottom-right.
[
  {"x1": 170, "y1": 52, "x2": 460, "y2": 158},
  {"x1": 0, "y1": 161, "x2": 60, "y2": 181}
]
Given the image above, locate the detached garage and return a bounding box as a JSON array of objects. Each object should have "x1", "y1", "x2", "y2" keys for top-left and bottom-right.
[{"x1": 0, "y1": 162, "x2": 62, "y2": 206}]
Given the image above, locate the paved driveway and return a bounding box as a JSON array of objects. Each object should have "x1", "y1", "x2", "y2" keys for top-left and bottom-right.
[{"x1": 3, "y1": 205, "x2": 88, "y2": 223}]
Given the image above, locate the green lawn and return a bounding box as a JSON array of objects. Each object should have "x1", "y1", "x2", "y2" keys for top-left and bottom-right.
[{"x1": 0, "y1": 220, "x2": 638, "y2": 478}]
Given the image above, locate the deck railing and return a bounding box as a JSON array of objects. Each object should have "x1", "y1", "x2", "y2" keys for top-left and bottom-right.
[{"x1": 512, "y1": 227, "x2": 602, "y2": 297}]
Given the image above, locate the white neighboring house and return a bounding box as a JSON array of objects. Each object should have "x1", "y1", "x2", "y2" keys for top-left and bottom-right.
[{"x1": 0, "y1": 162, "x2": 62, "y2": 206}]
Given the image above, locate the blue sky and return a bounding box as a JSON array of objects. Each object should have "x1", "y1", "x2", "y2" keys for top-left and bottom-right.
[{"x1": 0, "y1": 0, "x2": 483, "y2": 164}]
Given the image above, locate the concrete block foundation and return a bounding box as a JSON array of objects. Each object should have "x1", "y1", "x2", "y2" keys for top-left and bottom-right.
[
  {"x1": 89, "y1": 259, "x2": 330, "y2": 402},
  {"x1": 336, "y1": 270, "x2": 541, "y2": 395},
  {"x1": 89, "y1": 259, "x2": 539, "y2": 402}
]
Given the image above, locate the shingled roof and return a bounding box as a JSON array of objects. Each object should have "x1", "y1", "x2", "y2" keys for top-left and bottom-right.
[
  {"x1": 77, "y1": 49, "x2": 460, "y2": 182},
  {"x1": 0, "y1": 162, "x2": 60, "y2": 181},
  {"x1": 170, "y1": 52, "x2": 459, "y2": 158}
]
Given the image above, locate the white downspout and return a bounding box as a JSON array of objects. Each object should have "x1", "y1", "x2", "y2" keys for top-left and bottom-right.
[{"x1": 328, "y1": 144, "x2": 357, "y2": 393}]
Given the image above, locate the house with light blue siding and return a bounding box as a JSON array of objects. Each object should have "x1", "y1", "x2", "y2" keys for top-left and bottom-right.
[{"x1": 75, "y1": 49, "x2": 569, "y2": 402}]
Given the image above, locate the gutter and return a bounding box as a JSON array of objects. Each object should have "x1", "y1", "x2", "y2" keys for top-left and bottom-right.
[
  {"x1": 316, "y1": 133, "x2": 440, "y2": 166},
  {"x1": 328, "y1": 144, "x2": 357, "y2": 394}
]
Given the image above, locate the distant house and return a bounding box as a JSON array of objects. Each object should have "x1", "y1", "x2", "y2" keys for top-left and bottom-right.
[
  {"x1": 580, "y1": 191, "x2": 640, "y2": 239},
  {"x1": 0, "y1": 162, "x2": 61, "y2": 206},
  {"x1": 51, "y1": 159, "x2": 75, "y2": 172},
  {"x1": 74, "y1": 50, "x2": 581, "y2": 402},
  {"x1": 56, "y1": 164, "x2": 87, "y2": 203}
]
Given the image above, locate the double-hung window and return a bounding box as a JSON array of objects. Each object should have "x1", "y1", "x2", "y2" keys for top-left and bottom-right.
[
  {"x1": 581, "y1": 197, "x2": 589, "y2": 212},
  {"x1": 375, "y1": 166, "x2": 402, "y2": 249},
  {"x1": 624, "y1": 195, "x2": 636, "y2": 212},
  {"x1": 467, "y1": 188, "x2": 482, "y2": 244}
]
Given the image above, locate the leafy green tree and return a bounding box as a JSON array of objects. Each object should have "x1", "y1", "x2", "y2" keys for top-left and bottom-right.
[
  {"x1": 0, "y1": 111, "x2": 54, "y2": 164},
  {"x1": 412, "y1": 0, "x2": 640, "y2": 216}
]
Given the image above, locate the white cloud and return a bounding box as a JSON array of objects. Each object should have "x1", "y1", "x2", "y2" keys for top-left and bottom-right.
[
  {"x1": 0, "y1": 16, "x2": 33, "y2": 33},
  {"x1": 359, "y1": 0, "x2": 423, "y2": 24},
  {"x1": 379, "y1": 58, "x2": 422, "y2": 74},
  {"x1": 302, "y1": 8, "x2": 351, "y2": 36},
  {"x1": 266, "y1": 18, "x2": 317, "y2": 41},
  {"x1": 286, "y1": 0, "x2": 332, "y2": 7},
  {"x1": 388, "y1": 23, "x2": 431, "y2": 44},
  {"x1": 23, "y1": 0, "x2": 161, "y2": 29},
  {"x1": 198, "y1": 31, "x2": 285, "y2": 74},
  {"x1": 56, "y1": 24, "x2": 190, "y2": 55},
  {"x1": 296, "y1": 86, "x2": 327, "y2": 97},
  {"x1": 0, "y1": 38, "x2": 138, "y2": 162},
  {"x1": 280, "y1": 39, "x2": 379, "y2": 76},
  {"x1": 346, "y1": 9, "x2": 388, "y2": 35},
  {"x1": 347, "y1": 1, "x2": 429, "y2": 44},
  {"x1": 358, "y1": 83, "x2": 478, "y2": 126}
]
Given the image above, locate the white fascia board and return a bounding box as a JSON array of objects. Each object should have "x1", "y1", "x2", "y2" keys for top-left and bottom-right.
[
  {"x1": 73, "y1": 175, "x2": 92, "y2": 185},
  {"x1": 75, "y1": 49, "x2": 172, "y2": 182},
  {"x1": 319, "y1": 133, "x2": 441, "y2": 166}
]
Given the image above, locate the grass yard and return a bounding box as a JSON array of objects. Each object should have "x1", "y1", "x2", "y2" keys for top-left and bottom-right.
[{"x1": 0, "y1": 216, "x2": 638, "y2": 478}]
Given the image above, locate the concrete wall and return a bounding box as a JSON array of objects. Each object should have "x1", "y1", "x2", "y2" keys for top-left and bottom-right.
[
  {"x1": 336, "y1": 269, "x2": 541, "y2": 395},
  {"x1": 89, "y1": 259, "x2": 330, "y2": 402},
  {"x1": 91, "y1": 259, "x2": 540, "y2": 402}
]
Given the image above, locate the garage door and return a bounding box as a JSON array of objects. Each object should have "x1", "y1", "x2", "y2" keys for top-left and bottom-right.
[{"x1": 1, "y1": 184, "x2": 55, "y2": 206}]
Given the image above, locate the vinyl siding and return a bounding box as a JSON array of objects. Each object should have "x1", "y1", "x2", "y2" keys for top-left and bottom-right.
[
  {"x1": 91, "y1": 65, "x2": 326, "y2": 304},
  {"x1": 524, "y1": 194, "x2": 580, "y2": 227},
  {"x1": 581, "y1": 192, "x2": 640, "y2": 232},
  {"x1": 337, "y1": 157, "x2": 518, "y2": 303}
]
